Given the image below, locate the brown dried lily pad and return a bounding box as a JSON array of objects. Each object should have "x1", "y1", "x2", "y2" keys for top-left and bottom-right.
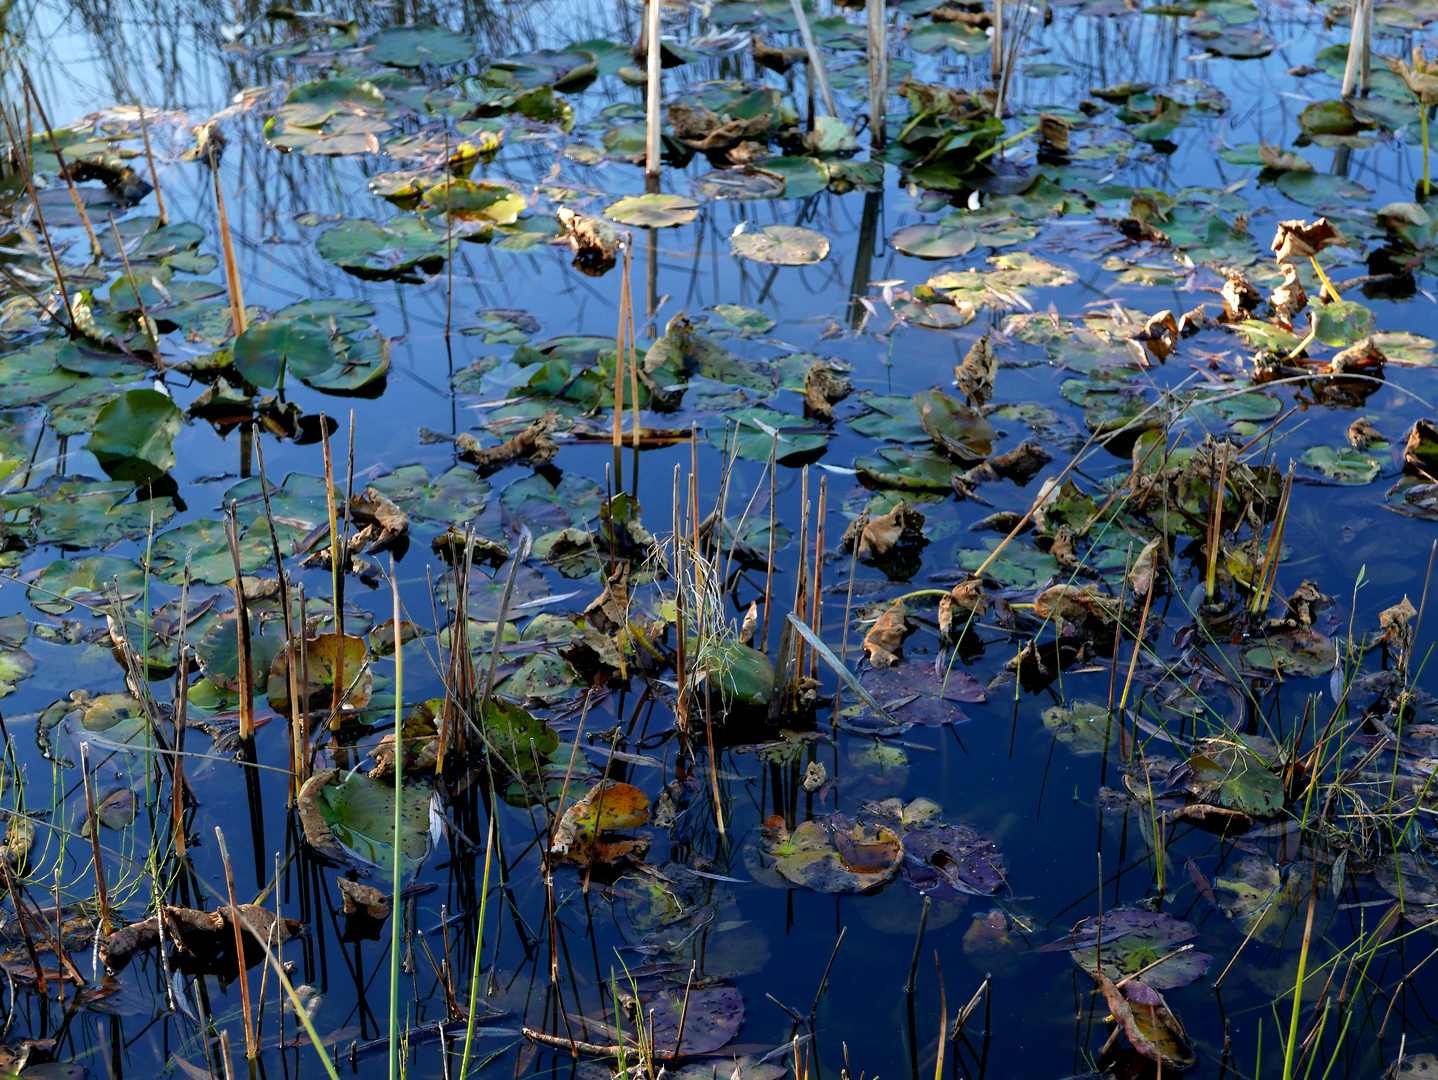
[
  {"x1": 101, "y1": 904, "x2": 302, "y2": 973},
  {"x1": 1271, "y1": 217, "x2": 1349, "y2": 264}
]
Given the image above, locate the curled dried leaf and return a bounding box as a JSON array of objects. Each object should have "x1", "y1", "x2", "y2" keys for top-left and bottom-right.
[
  {"x1": 1220, "y1": 269, "x2": 1262, "y2": 322},
  {"x1": 954, "y1": 332, "x2": 998, "y2": 408},
  {"x1": 803, "y1": 359, "x2": 852, "y2": 420},
  {"x1": 556, "y1": 207, "x2": 620, "y2": 276},
  {"x1": 863, "y1": 599, "x2": 909, "y2": 668},
  {"x1": 1271, "y1": 217, "x2": 1349, "y2": 264},
  {"x1": 336, "y1": 878, "x2": 391, "y2": 920},
  {"x1": 1347, "y1": 417, "x2": 1384, "y2": 449},
  {"x1": 1327, "y1": 337, "x2": 1385, "y2": 375},
  {"x1": 456, "y1": 415, "x2": 559, "y2": 469},
  {"x1": 1259, "y1": 140, "x2": 1312, "y2": 172}
]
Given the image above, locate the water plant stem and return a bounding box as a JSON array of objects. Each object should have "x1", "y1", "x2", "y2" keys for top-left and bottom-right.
[{"x1": 389, "y1": 554, "x2": 405, "y2": 1080}]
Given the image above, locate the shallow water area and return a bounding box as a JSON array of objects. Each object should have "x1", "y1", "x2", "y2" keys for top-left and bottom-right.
[{"x1": 2, "y1": 0, "x2": 1438, "y2": 1079}]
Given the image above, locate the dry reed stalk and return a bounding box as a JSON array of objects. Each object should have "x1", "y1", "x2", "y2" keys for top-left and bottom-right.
[
  {"x1": 21, "y1": 67, "x2": 102, "y2": 259},
  {"x1": 866, "y1": 0, "x2": 887, "y2": 147},
  {"x1": 340, "y1": 411, "x2": 357, "y2": 637},
  {"x1": 79, "y1": 742, "x2": 113, "y2": 934},
  {"x1": 173, "y1": 559, "x2": 191, "y2": 858},
  {"x1": 627, "y1": 250, "x2": 640, "y2": 448},
  {"x1": 673, "y1": 465, "x2": 690, "y2": 731},
  {"x1": 760, "y1": 434, "x2": 778, "y2": 651},
  {"x1": 1253, "y1": 466, "x2": 1295, "y2": 616},
  {"x1": 789, "y1": 0, "x2": 837, "y2": 118},
  {"x1": 992, "y1": 0, "x2": 1004, "y2": 80},
  {"x1": 0, "y1": 105, "x2": 77, "y2": 332},
  {"x1": 211, "y1": 168, "x2": 247, "y2": 335},
  {"x1": 136, "y1": 103, "x2": 168, "y2": 224},
  {"x1": 614, "y1": 244, "x2": 630, "y2": 453},
  {"x1": 254, "y1": 438, "x2": 303, "y2": 791},
  {"x1": 1205, "y1": 449, "x2": 1229, "y2": 603},
  {"x1": 1108, "y1": 547, "x2": 1132, "y2": 715},
  {"x1": 106, "y1": 213, "x2": 162, "y2": 360},
  {"x1": 1341, "y1": 0, "x2": 1372, "y2": 98},
  {"x1": 215, "y1": 828, "x2": 256, "y2": 1057},
  {"x1": 809, "y1": 477, "x2": 826, "y2": 682},
  {"x1": 225, "y1": 507, "x2": 255, "y2": 741},
  {"x1": 791, "y1": 469, "x2": 811, "y2": 697},
  {"x1": 319, "y1": 418, "x2": 344, "y2": 719},
  {"x1": 1118, "y1": 577, "x2": 1156, "y2": 715},
  {"x1": 0, "y1": 855, "x2": 47, "y2": 996},
  {"x1": 645, "y1": 0, "x2": 663, "y2": 184}
]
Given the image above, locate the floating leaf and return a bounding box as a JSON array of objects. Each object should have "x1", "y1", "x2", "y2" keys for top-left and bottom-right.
[
  {"x1": 891, "y1": 222, "x2": 977, "y2": 259},
  {"x1": 84, "y1": 389, "x2": 182, "y2": 483},
  {"x1": 232, "y1": 320, "x2": 335, "y2": 389},
  {"x1": 761, "y1": 812, "x2": 902, "y2": 893},
  {"x1": 1045, "y1": 909, "x2": 1212, "y2": 990},
  {"x1": 730, "y1": 222, "x2": 830, "y2": 265},
  {"x1": 605, "y1": 193, "x2": 701, "y2": 228},
  {"x1": 302, "y1": 768, "x2": 434, "y2": 873},
  {"x1": 365, "y1": 23, "x2": 475, "y2": 67}
]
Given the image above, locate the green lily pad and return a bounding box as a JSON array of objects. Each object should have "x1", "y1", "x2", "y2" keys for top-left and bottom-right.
[
  {"x1": 1300, "y1": 445, "x2": 1385, "y2": 484},
  {"x1": 605, "y1": 193, "x2": 701, "y2": 228},
  {"x1": 915, "y1": 390, "x2": 997, "y2": 463},
  {"x1": 730, "y1": 222, "x2": 830, "y2": 265},
  {"x1": 311, "y1": 771, "x2": 435, "y2": 873},
  {"x1": 317, "y1": 217, "x2": 447, "y2": 278},
  {"x1": 709, "y1": 406, "x2": 831, "y2": 464},
  {"x1": 365, "y1": 23, "x2": 475, "y2": 67},
  {"x1": 368, "y1": 464, "x2": 490, "y2": 527},
  {"x1": 151, "y1": 518, "x2": 271, "y2": 585},
  {"x1": 1047, "y1": 910, "x2": 1211, "y2": 990},
  {"x1": 1244, "y1": 628, "x2": 1337, "y2": 677},
  {"x1": 85, "y1": 389, "x2": 182, "y2": 483},
  {"x1": 855, "y1": 446, "x2": 956, "y2": 490},
  {"x1": 891, "y1": 223, "x2": 977, "y2": 260},
  {"x1": 1314, "y1": 300, "x2": 1375, "y2": 347},
  {"x1": 232, "y1": 319, "x2": 335, "y2": 389},
  {"x1": 480, "y1": 697, "x2": 559, "y2": 773}
]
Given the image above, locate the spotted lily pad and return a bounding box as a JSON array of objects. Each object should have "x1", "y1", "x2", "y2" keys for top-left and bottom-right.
[
  {"x1": 1044, "y1": 909, "x2": 1212, "y2": 989},
  {"x1": 762, "y1": 812, "x2": 902, "y2": 893},
  {"x1": 304, "y1": 769, "x2": 435, "y2": 873},
  {"x1": 317, "y1": 217, "x2": 447, "y2": 279},
  {"x1": 891, "y1": 223, "x2": 977, "y2": 260},
  {"x1": 861, "y1": 798, "x2": 1006, "y2": 898}
]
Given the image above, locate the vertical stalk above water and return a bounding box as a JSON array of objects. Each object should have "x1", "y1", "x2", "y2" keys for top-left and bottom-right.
[
  {"x1": 790, "y1": 0, "x2": 838, "y2": 119},
  {"x1": 645, "y1": 0, "x2": 663, "y2": 188},
  {"x1": 1341, "y1": 0, "x2": 1372, "y2": 99},
  {"x1": 866, "y1": 0, "x2": 887, "y2": 148}
]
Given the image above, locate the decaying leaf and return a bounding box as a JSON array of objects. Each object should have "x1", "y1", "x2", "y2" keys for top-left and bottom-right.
[
  {"x1": 668, "y1": 102, "x2": 772, "y2": 150},
  {"x1": 751, "y1": 33, "x2": 807, "y2": 73},
  {"x1": 556, "y1": 207, "x2": 620, "y2": 276},
  {"x1": 432, "y1": 527, "x2": 510, "y2": 567},
  {"x1": 456, "y1": 414, "x2": 559, "y2": 469},
  {"x1": 1269, "y1": 263, "x2": 1307, "y2": 328},
  {"x1": 1388, "y1": 47, "x2": 1438, "y2": 105},
  {"x1": 1259, "y1": 140, "x2": 1313, "y2": 172},
  {"x1": 348, "y1": 487, "x2": 410, "y2": 551},
  {"x1": 957, "y1": 441, "x2": 1052, "y2": 493},
  {"x1": 1271, "y1": 217, "x2": 1349, "y2": 264},
  {"x1": 954, "y1": 332, "x2": 998, "y2": 407},
  {"x1": 336, "y1": 878, "x2": 391, "y2": 920},
  {"x1": 1038, "y1": 113, "x2": 1070, "y2": 153},
  {"x1": 101, "y1": 904, "x2": 302, "y2": 971},
  {"x1": 761, "y1": 812, "x2": 902, "y2": 893},
  {"x1": 583, "y1": 560, "x2": 631, "y2": 634},
  {"x1": 803, "y1": 358, "x2": 852, "y2": 420},
  {"x1": 550, "y1": 780, "x2": 650, "y2": 866},
  {"x1": 1380, "y1": 595, "x2": 1418, "y2": 655},
  {"x1": 1033, "y1": 583, "x2": 1118, "y2": 629},
  {"x1": 863, "y1": 599, "x2": 909, "y2": 667},
  {"x1": 1347, "y1": 417, "x2": 1385, "y2": 450},
  {"x1": 1096, "y1": 972, "x2": 1195, "y2": 1070},
  {"x1": 1129, "y1": 537, "x2": 1165, "y2": 597},
  {"x1": 842, "y1": 500, "x2": 926, "y2": 562},
  {"x1": 1327, "y1": 337, "x2": 1385, "y2": 375},
  {"x1": 1220, "y1": 269, "x2": 1261, "y2": 321},
  {"x1": 1403, "y1": 418, "x2": 1438, "y2": 474}
]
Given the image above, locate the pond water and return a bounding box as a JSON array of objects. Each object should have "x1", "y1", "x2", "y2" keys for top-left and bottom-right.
[{"x1": 1, "y1": 0, "x2": 1438, "y2": 1078}]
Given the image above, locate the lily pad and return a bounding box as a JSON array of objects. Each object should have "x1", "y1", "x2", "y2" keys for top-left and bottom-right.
[
  {"x1": 83, "y1": 389, "x2": 182, "y2": 483},
  {"x1": 891, "y1": 223, "x2": 977, "y2": 260},
  {"x1": 762, "y1": 812, "x2": 903, "y2": 893},
  {"x1": 605, "y1": 193, "x2": 701, "y2": 228},
  {"x1": 305, "y1": 769, "x2": 435, "y2": 873},
  {"x1": 365, "y1": 23, "x2": 474, "y2": 67},
  {"x1": 1044, "y1": 909, "x2": 1212, "y2": 989},
  {"x1": 730, "y1": 222, "x2": 830, "y2": 265}
]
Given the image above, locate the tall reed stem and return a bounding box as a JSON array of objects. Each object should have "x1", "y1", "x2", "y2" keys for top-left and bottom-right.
[
  {"x1": 389, "y1": 555, "x2": 405, "y2": 1080},
  {"x1": 645, "y1": 0, "x2": 663, "y2": 185}
]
